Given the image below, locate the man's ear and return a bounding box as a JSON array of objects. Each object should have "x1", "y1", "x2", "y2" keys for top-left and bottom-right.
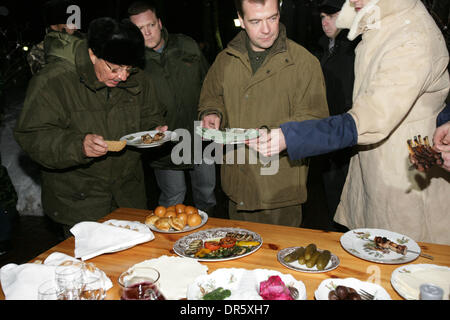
[
  {"x1": 88, "y1": 48, "x2": 97, "y2": 65},
  {"x1": 238, "y1": 13, "x2": 245, "y2": 29}
]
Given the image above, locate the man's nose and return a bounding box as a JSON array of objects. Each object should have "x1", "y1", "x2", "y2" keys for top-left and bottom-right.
[
  {"x1": 117, "y1": 70, "x2": 128, "y2": 81},
  {"x1": 261, "y1": 20, "x2": 270, "y2": 34}
]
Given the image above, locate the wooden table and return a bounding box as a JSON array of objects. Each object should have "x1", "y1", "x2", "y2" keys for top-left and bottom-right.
[{"x1": 2, "y1": 207, "x2": 450, "y2": 300}]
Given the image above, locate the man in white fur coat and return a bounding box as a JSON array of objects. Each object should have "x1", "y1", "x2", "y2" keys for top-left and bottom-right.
[{"x1": 247, "y1": 0, "x2": 450, "y2": 245}]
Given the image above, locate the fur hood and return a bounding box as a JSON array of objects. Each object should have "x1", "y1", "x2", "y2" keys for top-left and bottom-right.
[{"x1": 336, "y1": 0, "x2": 419, "y2": 40}]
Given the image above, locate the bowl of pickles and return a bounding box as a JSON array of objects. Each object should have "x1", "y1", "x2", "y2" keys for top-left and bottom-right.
[{"x1": 277, "y1": 243, "x2": 340, "y2": 273}]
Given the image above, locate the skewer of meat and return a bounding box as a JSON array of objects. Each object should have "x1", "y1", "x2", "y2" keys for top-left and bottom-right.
[{"x1": 374, "y1": 236, "x2": 407, "y2": 255}]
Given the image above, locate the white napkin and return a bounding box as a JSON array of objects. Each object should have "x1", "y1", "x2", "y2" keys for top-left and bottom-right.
[
  {"x1": 129, "y1": 255, "x2": 208, "y2": 300},
  {"x1": 0, "y1": 252, "x2": 112, "y2": 300},
  {"x1": 71, "y1": 219, "x2": 154, "y2": 261}
]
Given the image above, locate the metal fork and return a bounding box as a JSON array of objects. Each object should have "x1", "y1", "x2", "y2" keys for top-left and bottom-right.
[
  {"x1": 288, "y1": 285, "x2": 299, "y2": 300},
  {"x1": 358, "y1": 289, "x2": 375, "y2": 300}
]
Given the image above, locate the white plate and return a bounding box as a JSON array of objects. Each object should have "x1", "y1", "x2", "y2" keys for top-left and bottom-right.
[
  {"x1": 196, "y1": 126, "x2": 259, "y2": 144},
  {"x1": 340, "y1": 228, "x2": 420, "y2": 264},
  {"x1": 148, "y1": 210, "x2": 208, "y2": 234},
  {"x1": 315, "y1": 278, "x2": 391, "y2": 300},
  {"x1": 120, "y1": 130, "x2": 176, "y2": 148},
  {"x1": 124, "y1": 256, "x2": 209, "y2": 300},
  {"x1": 102, "y1": 219, "x2": 153, "y2": 252},
  {"x1": 391, "y1": 264, "x2": 450, "y2": 300},
  {"x1": 173, "y1": 227, "x2": 263, "y2": 262},
  {"x1": 277, "y1": 247, "x2": 340, "y2": 273},
  {"x1": 187, "y1": 268, "x2": 307, "y2": 300}
]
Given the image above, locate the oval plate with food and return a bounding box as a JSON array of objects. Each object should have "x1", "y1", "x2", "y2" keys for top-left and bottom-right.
[
  {"x1": 187, "y1": 268, "x2": 306, "y2": 300},
  {"x1": 147, "y1": 210, "x2": 208, "y2": 234},
  {"x1": 173, "y1": 227, "x2": 263, "y2": 262},
  {"x1": 340, "y1": 228, "x2": 420, "y2": 264},
  {"x1": 277, "y1": 246, "x2": 340, "y2": 273},
  {"x1": 120, "y1": 130, "x2": 176, "y2": 148},
  {"x1": 315, "y1": 278, "x2": 391, "y2": 300},
  {"x1": 195, "y1": 126, "x2": 259, "y2": 145}
]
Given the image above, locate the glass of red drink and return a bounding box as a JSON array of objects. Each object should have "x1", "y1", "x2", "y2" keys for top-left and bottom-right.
[{"x1": 118, "y1": 267, "x2": 165, "y2": 300}]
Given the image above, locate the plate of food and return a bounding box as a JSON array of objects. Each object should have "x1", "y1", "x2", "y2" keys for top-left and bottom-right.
[
  {"x1": 120, "y1": 130, "x2": 176, "y2": 148},
  {"x1": 340, "y1": 228, "x2": 421, "y2": 264},
  {"x1": 277, "y1": 244, "x2": 340, "y2": 273},
  {"x1": 315, "y1": 278, "x2": 391, "y2": 300},
  {"x1": 391, "y1": 264, "x2": 450, "y2": 300},
  {"x1": 196, "y1": 126, "x2": 259, "y2": 144},
  {"x1": 173, "y1": 227, "x2": 263, "y2": 261},
  {"x1": 144, "y1": 204, "x2": 208, "y2": 234},
  {"x1": 187, "y1": 268, "x2": 306, "y2": 300}
]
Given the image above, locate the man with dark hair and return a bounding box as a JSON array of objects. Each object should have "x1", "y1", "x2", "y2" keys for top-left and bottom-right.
[
  {"x1": 199, "y1": 0, "x2": 329, "y2": 226},
  {"x1": 129, "y1": 1, "x2": 217, "y2": 215},
  {"x1": 15, "y1": 17, "x2": 166, "y2": 238}
]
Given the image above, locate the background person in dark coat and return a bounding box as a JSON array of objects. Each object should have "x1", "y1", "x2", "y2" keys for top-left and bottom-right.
[{"x1": 313, "y1": 0, "x2": 359, "y2": 228}]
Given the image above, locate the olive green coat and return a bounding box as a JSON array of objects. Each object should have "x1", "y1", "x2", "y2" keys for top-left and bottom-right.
[
  {"x1": 198, "y1": 25, "x2": 329, "y2": 210},
  {"x1": 144, "y1": 28, "x2": 209, "y2": 170},
  {"x1": 14, "y1": 40, "x2": 165, "y2": 226}
]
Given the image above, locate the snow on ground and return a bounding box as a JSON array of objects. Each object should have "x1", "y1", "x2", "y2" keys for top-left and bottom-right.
[{"x1": 1, "y1": 98, "x2": 43, "y2": 216}]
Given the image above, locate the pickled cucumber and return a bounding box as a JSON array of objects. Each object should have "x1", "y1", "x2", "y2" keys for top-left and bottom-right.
[
  {"x1": 316, "y1": 250, "x2": 331, "y2": 270},
  {"x1": 297, "y1": 253, "x2": 307, "y2": 265},
  {"x1": 283, "y1": 247, "x2": 305, "y2": 263},
  {"x1": 305, "y1": 251, "x2": 320, "y2": 268},
  {"x1": 304, "y1": 243, "x2": 317, "y2": 260}
]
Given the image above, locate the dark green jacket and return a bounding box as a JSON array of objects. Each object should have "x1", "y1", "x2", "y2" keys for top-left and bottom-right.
[
  {"x1": 144, "y1": 28, "x2": 209, "y2": 169},
  {"x1": 14, "y1": 40, "x2": 165, "y2": 226}
]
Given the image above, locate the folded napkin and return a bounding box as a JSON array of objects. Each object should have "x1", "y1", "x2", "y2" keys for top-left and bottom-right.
[
  {"x1": 71, "y1": 219, "x2": 154, "y2": 261},
  {"x1": 128, "y1": 255, "x2": 208, "y2": 300},
  {"x1": 0, "y1": 252, "x2": 112, "y2": 300}
]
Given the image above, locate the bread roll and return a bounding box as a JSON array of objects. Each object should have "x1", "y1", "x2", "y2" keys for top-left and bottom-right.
[
  {"x1": 144, "y1": 214, "x2": 159, "y2": 226},
  {"x1": 154, "y1": 217, "x2": 171, "y2": 231},
  {"x1": 169, "y1": 217, "x2": 186, "y2": 231}
]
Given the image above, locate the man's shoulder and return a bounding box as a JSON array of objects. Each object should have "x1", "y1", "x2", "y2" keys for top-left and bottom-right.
[
  {"x1": 28, "y1": 60, "x2": 77, "y2": 92},
  {"x1": 285, "y1": 38, "x2": 321, "y2": 68},
  {"x1": 168, "y1": 33, "x2": 202, "y2": 55}
]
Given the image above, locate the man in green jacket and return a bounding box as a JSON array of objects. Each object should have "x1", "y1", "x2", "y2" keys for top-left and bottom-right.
[
  {"x1": 199, "y1": 0, "x2": 329, "y2": 227},
  {"x1": 27, "y1": 0, "x2": 83, "y2": 75},
  {"x1": 14, "y1": 17, "x2": 166, "y2": 238},
  {"x1": 128, "y1": 1, "x2": 216, "y2": 215}
]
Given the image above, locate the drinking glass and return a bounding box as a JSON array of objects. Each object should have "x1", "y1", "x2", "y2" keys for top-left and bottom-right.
[
  {"x1": 118, "y1": 267, "x2": 165, "y2": 300},
  {"x1": 55, "y1": 263, "x2": 84, "y2": 300},
  {"x1": 38, "y1": 280, "x2": 62, "y2": 300},
  {"x1": 79, "y1": 271, "x2": 106, "y2": 300}
]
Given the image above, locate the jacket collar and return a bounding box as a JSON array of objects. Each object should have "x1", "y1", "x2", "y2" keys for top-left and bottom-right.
[
  {"x1": 75, "y1": 40, "x2": 142, "y2": 94},
  {"x1": 336, "y1": 0, "x2": 418, "y2": 40}
]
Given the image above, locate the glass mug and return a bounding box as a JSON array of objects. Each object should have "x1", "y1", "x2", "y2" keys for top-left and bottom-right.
[
  {"x1": 54, "y1": 263, "x2": 84, "y2": 300},
  {"x1": 118, "y1": 267, "x2": 165, "y2": 300}
]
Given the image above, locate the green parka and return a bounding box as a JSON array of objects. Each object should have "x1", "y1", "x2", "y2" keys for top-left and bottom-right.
[
  {"x1": 144, "y1": 28, "x2": 209, "y2": 169},
  {"x1": 198, "y1": 25, "x2": 329, "y2": 211},
  {"x1": 14, "y1": 39, "x2": 165, "y2": 226}
]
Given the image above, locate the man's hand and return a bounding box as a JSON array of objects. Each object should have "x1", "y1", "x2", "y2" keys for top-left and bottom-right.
[
  {"x1": 433, "y1": 121, "x2": 450, "y2": 171},
  {"x1": 83, "y1": 134, "x2": 108, "y2": 157},
  {"x1": 246, "y1": 128, "x2": 287, "y2": 157},
  {"x1": 201, "y1": 114, "x2": 220, "y2": 129}
]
